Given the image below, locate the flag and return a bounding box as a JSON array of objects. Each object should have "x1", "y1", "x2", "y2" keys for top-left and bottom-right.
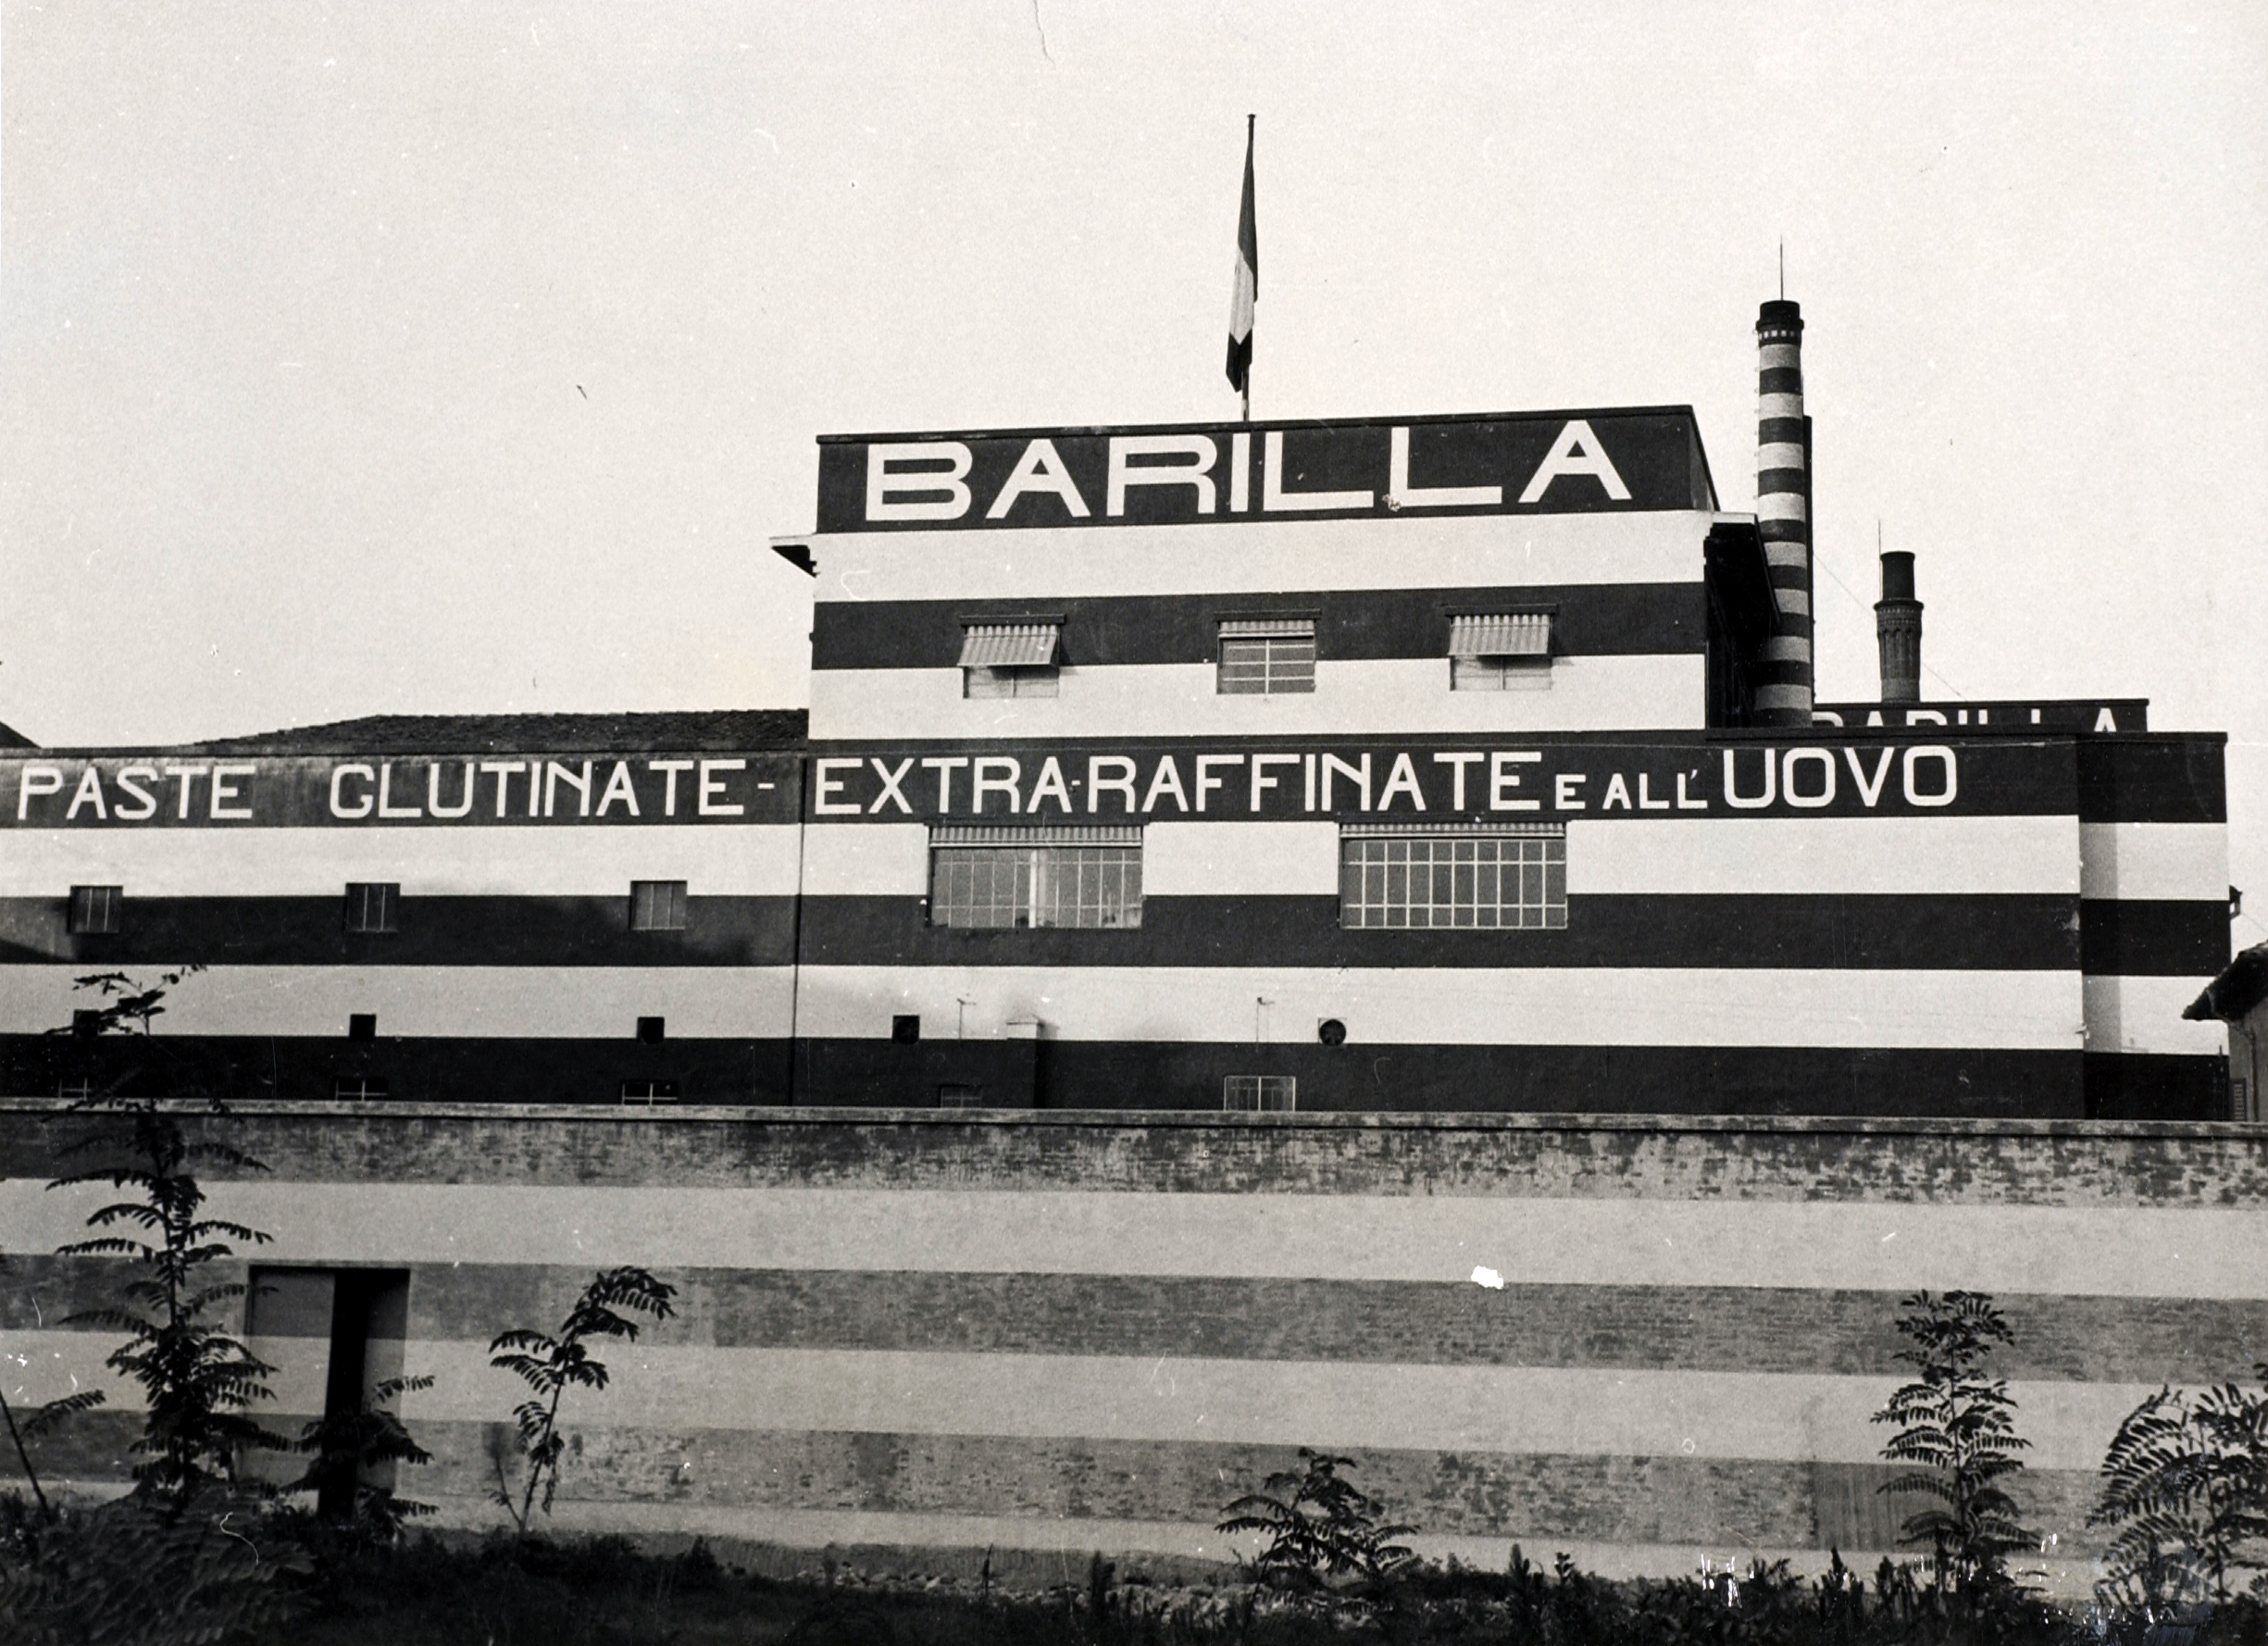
[{"x1": 1225, "y1": 118, "x2": 1256, "y2": 394}]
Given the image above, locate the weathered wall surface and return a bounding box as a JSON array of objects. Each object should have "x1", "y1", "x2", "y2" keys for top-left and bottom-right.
[{"x1": 4, "y1": 1103, "x2": 2264, "y2": 1585}]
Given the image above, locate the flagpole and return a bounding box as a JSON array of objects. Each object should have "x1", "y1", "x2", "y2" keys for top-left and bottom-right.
[
  {"x1": 1227, "y1": 113, "x2": 1256, "y2": 423},
  {"x1": 1242, "y1": 115, "x2": 1253, "y2": 424}
]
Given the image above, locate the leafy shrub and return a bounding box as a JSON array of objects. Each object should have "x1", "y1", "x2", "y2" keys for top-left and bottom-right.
[
  {"x1": 44, "y1": 967, "x2": 289, "y2": 1505},
  {"x1": 0, "y1": 1481, "x2": 312, "y2": 1645},
  {"x1": 2091, "y1": 1364, "x2": 2268, "y2": 1613},
  {"x1": 488, "y1": 1266, "x2": 678, "y2": 1532},
  {"x1": 285, "y1": 1374, "x2": 438, "y2": 1544},
  {"x1": 1215, "y1": 1449, "x2": 1415, "y2": 1590},
  {"x1": 1872, "y1": 1290, "x2": 2036, "y2": 1599}
]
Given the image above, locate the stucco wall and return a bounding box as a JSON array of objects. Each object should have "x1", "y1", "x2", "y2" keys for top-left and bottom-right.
[{"x1": 4, "y1": 1103, "x2": 2263, "y2": 1586}]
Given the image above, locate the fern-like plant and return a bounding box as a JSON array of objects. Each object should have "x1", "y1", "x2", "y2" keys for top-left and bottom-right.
[
  {"x1": 288, "y1": 1372, "x2": 437, "y2": 1541},
  {"x1": 1215, "y1": 1449, "x2": 1416, "y2": 1590},
  {"x1": 488, "y1": 1267, "x2": 677, "y2": 1532},
  {"x1": 2089, "y1": 1365, "x2": 2268, "y2": 1609},
  {"x1": 42, "y1": 967, "x2": 289, "y2": 1505},
  {"x1": 1870, "y1": 1290, "x2": 2035, "y2": 1598}
]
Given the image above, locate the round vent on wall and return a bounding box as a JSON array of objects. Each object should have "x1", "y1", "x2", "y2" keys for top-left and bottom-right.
[{"x1": 1317, "y1": 1018, "x2": 1347, "y2": 1046}]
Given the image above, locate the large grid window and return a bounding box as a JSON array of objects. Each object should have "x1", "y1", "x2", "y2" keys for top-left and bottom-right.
[
  {"x1": 1340, "y1": 826, "x2": 1566, "y2": 929},
  {"x1": 629, "y1": 879, "x2": 689, "y2": 931},
  {"x1": 343, "y1": 882, "x2": 398, "y2": 934},
  {"x1": 1225, "y1": 1075, "x2": 1296, "y2": 1112},
  {"x1": 1217, "y1": 617, "x2": 1315, "y2": 695},
  {"x1": 67, "y1": 885, "x2": 123, "y2": 935},
  {"x1": 928, "y1": 826, "x2": 1141, "y2": 929}
]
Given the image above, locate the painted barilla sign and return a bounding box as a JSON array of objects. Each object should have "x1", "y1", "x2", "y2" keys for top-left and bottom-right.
[{"x1": 814, "y1": 410, "x2": 1715, "y2": 531}]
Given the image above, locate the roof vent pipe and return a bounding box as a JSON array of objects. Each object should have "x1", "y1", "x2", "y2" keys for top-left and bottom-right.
[
  {"x1": 1876, "y1": 550, "x2": 1923, "y2": 705},
  {"x1": 1751, "y1": 298, "x2": 1814, "y2": 727}
]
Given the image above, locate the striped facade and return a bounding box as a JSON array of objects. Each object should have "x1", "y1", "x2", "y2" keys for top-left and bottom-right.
[
  {"x1": 5, "y1": 1106, "x2": 2263, "y2": 1588},
  {"x1": 0, "y1": 407, "x2": 2234, "y2": 1118}
]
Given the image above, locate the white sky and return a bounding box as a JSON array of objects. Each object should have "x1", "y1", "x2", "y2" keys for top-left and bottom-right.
[{"x1": 5, "y1": 2, "x2": 2264, "y2": 944}]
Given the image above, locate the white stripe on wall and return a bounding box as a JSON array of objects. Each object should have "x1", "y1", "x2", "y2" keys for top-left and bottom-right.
[
  {"x1": 2079, "y1": 822, "x2": 2229, "y2": 903},
  {"x1": 0, "y1": 1326, "x2": 2158, "y2": 1475},
  {"x1": 788, "y1": 963, "x2": 2079, "y2": 1049},
  {"x1": 0, "y1": 826, "x2": 802, "y2": 900},
  {"x1": 2083, "y1": 975, "x2": 2226, "y2": 1057},
  {"x1": 810, "y1": 655, "x2": 1706, "y2": 742},
  {"x1": 0, "y1": 966, "x2": 794, "y2": 1038},
  {"x1": 16, "y1": 1184, "x2": 2252, "y2": 1299},
  {"x1": 807, "y1": 513, "x2": 1716, "y2": 605},
  {"x1": 1567, "y1": 816, "x2": 2080, "y2": 897},
  {"x1": 1141, "y1": 822, "x2": 1340, "y2": 897},
  {"x1": 799, "y1": 822, "x2": 928, "y2": 897}
]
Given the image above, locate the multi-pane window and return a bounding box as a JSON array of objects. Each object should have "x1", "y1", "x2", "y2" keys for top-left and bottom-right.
[
  {"x1": 1448, "y1": 612, "x2": 1553, "y2": 691},
  {"x1": 1340, "y1": 825, "x2": 1567, "y2": 929},
  {"x1": 333, "y1": 1075, "x2": 391, "y2": 1100},
  {"x1": 1224, "y1": 1075, "x2": 1297, "y2": 1112},
  {"x1": 960, "y1": 621, "x2": 1061, "y2": 698},
  {"x1": 619, "y1": 1079, "x2": 679, "y2": 1104},
  {"x1": 928, "y1": 825, "x2": 1141, "y2": 929},
  {"x1": 937, "y1": 1084, "x2": 985, "y2": 1109},
  {"x1": 629, "y1": 880, "x2": 688, "y2": 931},
  {"x1": 1217, "y1": 617, "x2": 1315, "y2": 695},
  {"x1": 67, "y1": 885, "x2": 122, "y2": 935},
  {"x1": 343, "y1": 882, "x2": 398, "y2": 933}
]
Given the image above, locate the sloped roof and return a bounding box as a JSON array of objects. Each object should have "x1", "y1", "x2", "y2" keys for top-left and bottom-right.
[
  {"x1": 2187, "y1": 941, "x2": 2268, "y2": 1024},
  {"x1": 0, "y1": 721, "x2": 33, "y2": 749},
  {"x1": 126, "y1": 709, "x2": 808, "y2": 756}
]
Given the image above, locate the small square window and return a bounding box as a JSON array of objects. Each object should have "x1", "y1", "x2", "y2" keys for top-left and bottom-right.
[
  {"x1": 67, "y1": 885, "x2": 122, "y2": 935},
  {"x1": 1448, "y1": 613, "x2": 1553, "y2": 691},
  {"x1": 636, "y1": 1016, "x2": 666, "y2": 1045},
  {"x1": 891, "y1": 1015, "x2": 922, "y2": 1043},
  {"x1": 964, "y1": 666, "x2": 1059, "y2": 699},
  {"x1": 347, "y1": 1013, "x2": 377, "y2": 1042},
  {"x1": 344, "y1": 883, "x2": 398, "y2": 934},
  {"x1": 70, "y1": 1008, "x2": 104, "y2": 1039},
  {"x1": 619, "y1": 1079, "x2": 680, "y2": 1104},
  {"x1": 1217, "y1": 619, "x2": 1315, "y2": 695},
  {"x1": 630, "y1": 880, "x2": 688, "y2": 931},
  {"x1": 333, "y1": 1075, "x2": 391, "y2": 1100},
  {"x1": 1224, "y1": 1075, "x2": 1296, "y2": 1112},
  {"x1": 937, "y1": 1083, "x2": 984, "y2": 1109}
]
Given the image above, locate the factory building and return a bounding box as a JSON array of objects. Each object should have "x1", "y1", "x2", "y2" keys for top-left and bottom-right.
[{"x1": 0, "y1": 301, "x2": 2236, "y2": 1117}]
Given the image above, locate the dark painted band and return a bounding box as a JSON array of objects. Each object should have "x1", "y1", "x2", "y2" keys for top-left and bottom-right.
[
  {"x1": 796, "y1": 892, "x2": 2084, "y2": 971},
  {"x1": 2078, "y1": 738, "x2": 2229, "y2": 823},
  {"x1": 0, "y1": 895, "x2": 799, "y2": 968},
  {"x1": 812, "y1": 584, "x2": 1706, "y2": 672},
  {"x1": 2080, "y1": 900, "x2": 2232, "y2": 976}
]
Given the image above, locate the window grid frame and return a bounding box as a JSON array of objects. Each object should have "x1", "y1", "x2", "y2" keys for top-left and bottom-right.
[
  {"x1": 964, "y1": 664, "x2": 1061, "y2": 699},
  {"x1": 332, "y1": 1075, "x2": 391, "y2": 1101},
  {"x1": 1450, "y1": 654, "x2": 1554, "y2": 692},
  {"x1": 629, "y1": 879, "x2": 689, "y2": 932},
  {"x1": 928, "y1": 841, "x2": 1142, "y2": 929},
  {"x1": 1216, "y1": 633, "x2": 1317, "y2": 696},
  {"x1": 1340, "y1": 832, "x2": 1568, "y2": 929},
  {"x1": 67, "y1": 885, "x2": 123, "y2": 936},
  {"x1": 1224, "y1": 1075, "x2": 1297, "y2": 1112},
  {"x1": 343, "y1": 881, "x2": 399, "y2": 935}
]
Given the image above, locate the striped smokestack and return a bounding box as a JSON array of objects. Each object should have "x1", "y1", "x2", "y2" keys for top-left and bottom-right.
[
  {"x1": 1876, "y1": 549, "x2": 1922, "y2": 704},
  {"x1": 1753, "y1": 299, "x2": 1813, "y2": 725}
]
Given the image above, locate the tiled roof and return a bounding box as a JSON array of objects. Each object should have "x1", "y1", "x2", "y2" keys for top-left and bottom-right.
[{"x1": 108, "y1": 709, "x2": 809, "y2": 756}]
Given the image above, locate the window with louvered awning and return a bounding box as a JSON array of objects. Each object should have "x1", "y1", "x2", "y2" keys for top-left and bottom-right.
[
  {"x1": 1448, "y1": 612, "x2": 1552, "y2": 658},
  {"x1": 959, "y1": 621, "x2": 1061, "y2": 698},
  {"x1": 1448, "y1": 612, "x2": 1553, "y2": 692},
  {"x1": 1217, "y1": 616, "x2": 1315, "y2": 695}
]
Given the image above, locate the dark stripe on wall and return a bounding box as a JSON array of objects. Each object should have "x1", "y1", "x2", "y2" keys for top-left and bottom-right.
[
  {"x1": 2084, "y1": 1053, "x2": 2231, "y2": 1123},
  {"x1": 19, "y1": 1407, "x2": 2106, "y2": 1553},
  {"x1": 13, "y1": 1103, "x2": 2260, "y2": 1199},
  {"x1": 797, "y1": 892, "x2": 2083, "y2": 971},
  {"x1": 2079, "y1": 900, "x2": 2231, "y2": 977},
  {"x1": 812, "y1": 584, "x2": 1706, "y2": 671},
  {"x1": 25, "y1": 1255, "x2": 2257, "y2": 1383},
  {"x1": 2, "y1": 1033, "x2": 792, "y2": 1107},
  {"x1": 384, "y1": 1264, "x2": 2268, "y2": 1385},
  {"x1": 0, "y1": 895, "x2": 797, "y2": 967},
  {"x1": 2077, "y1": 736, "x2": 2227, "y2": 823},
  {"x1": 789, "y1": 1039, "x2": 2088, "y2": 1118}
]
